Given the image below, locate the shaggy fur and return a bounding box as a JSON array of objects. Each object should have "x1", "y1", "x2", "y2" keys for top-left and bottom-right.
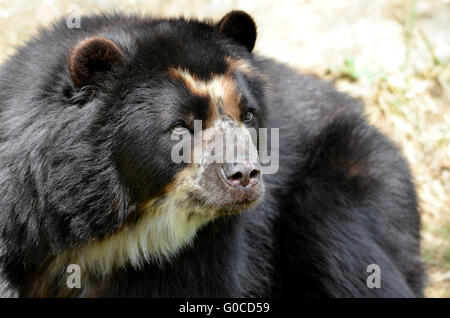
[{"x1": 0, "y1": 11, "x2": 424, "y2": 297}]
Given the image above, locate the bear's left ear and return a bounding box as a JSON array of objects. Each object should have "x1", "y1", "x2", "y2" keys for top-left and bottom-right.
[
  {"x1": 69, "y1": 37, "x2": 125, "y2": 88},
  {"x1": 217, "y1": 10, "x2": 257, "y2": 53}
]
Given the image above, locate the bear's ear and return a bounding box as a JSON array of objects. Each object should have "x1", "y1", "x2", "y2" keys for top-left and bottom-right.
[
  {"x1": 69, "y1": 37, "x2": 124, "y2": 87},
  {"x1": 216, "y1": 10, "x2": 257, "y2": 53}
]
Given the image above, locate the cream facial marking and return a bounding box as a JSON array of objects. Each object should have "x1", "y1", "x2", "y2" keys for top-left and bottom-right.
[
  {"x1": 167, "y1": 56, "x2": 265, "y2": 127},
  {"x1": 224, "y1": 56, "x2": 262, "y2": 78},
  {"x1": 167, "y1": 66, "x2": 242, "y2": 123}
]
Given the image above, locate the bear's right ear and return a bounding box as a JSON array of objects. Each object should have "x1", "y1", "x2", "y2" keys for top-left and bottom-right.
[
  {"x1": 217, "y1": 10, "x2": 257, "y2": 53},
  {"x1": 69, "y1": 37, "x2": 124, "y2": 88}
]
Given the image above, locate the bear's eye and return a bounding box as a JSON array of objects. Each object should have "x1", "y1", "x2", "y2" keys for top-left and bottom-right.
[
  {"x1": 243, "y1": 111, "x2": 254, "y2": 123},
  {"x1": 172, "y1": 121, "x2": 190, "y2": 134}
]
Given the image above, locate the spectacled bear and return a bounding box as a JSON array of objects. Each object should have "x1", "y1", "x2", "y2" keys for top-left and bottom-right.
[{"x1": 0, "y1": 11, "x2": 424, "y2": 297}]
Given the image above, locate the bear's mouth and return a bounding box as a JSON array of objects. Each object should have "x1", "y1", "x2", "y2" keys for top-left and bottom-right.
[
  {"x1": 182, "y1": 162, "x2": 265, "y2": 216},
  {"x1": 187, "y1": 185, "x2": 264, "y2": 216}
]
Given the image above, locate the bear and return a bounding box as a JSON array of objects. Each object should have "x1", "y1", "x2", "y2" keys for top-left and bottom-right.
[{"x1": 0, "y1": 10, "x2": 425, "y2": 297}]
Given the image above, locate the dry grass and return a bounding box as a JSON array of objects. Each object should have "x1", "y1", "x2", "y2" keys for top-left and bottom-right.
[
  {"x1": 325, "y1": 0, "x2": 450, "y2": 297},
  {"x1": 0, "y1": 0, "x2": 448, "y2": 297}
]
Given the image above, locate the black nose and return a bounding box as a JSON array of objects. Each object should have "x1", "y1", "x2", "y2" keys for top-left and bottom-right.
[{"x1": 221, "y1": 162, "x2": 261, "y2": 187}]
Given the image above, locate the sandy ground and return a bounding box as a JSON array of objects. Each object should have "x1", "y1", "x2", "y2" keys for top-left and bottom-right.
[{"x1": 0, "y1": 0, "x2": 449, "y2": 297}]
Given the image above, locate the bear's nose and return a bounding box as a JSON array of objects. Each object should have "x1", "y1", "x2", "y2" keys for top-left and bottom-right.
[{"x1": 221, "y1": 162, "x2": 261, "y2": 187}]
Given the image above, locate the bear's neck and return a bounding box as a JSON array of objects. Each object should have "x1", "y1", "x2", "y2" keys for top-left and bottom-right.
[{"x1": 30, "y1": 198, "x2": 215, "y2": 297}]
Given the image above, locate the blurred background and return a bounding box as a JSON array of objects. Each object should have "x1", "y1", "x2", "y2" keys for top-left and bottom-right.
[{"x1": 0, "y1": 0, "x2": 448, "y2": 297}]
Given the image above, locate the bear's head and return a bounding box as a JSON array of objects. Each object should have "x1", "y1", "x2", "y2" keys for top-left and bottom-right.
[{"x1": 20, "y1": 11, "x2": 268, "y2": 284}]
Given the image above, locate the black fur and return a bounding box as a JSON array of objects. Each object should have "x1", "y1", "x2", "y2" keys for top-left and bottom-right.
[{"x1": 0, "y1": 13, "x2": 424, "y2": 297}]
